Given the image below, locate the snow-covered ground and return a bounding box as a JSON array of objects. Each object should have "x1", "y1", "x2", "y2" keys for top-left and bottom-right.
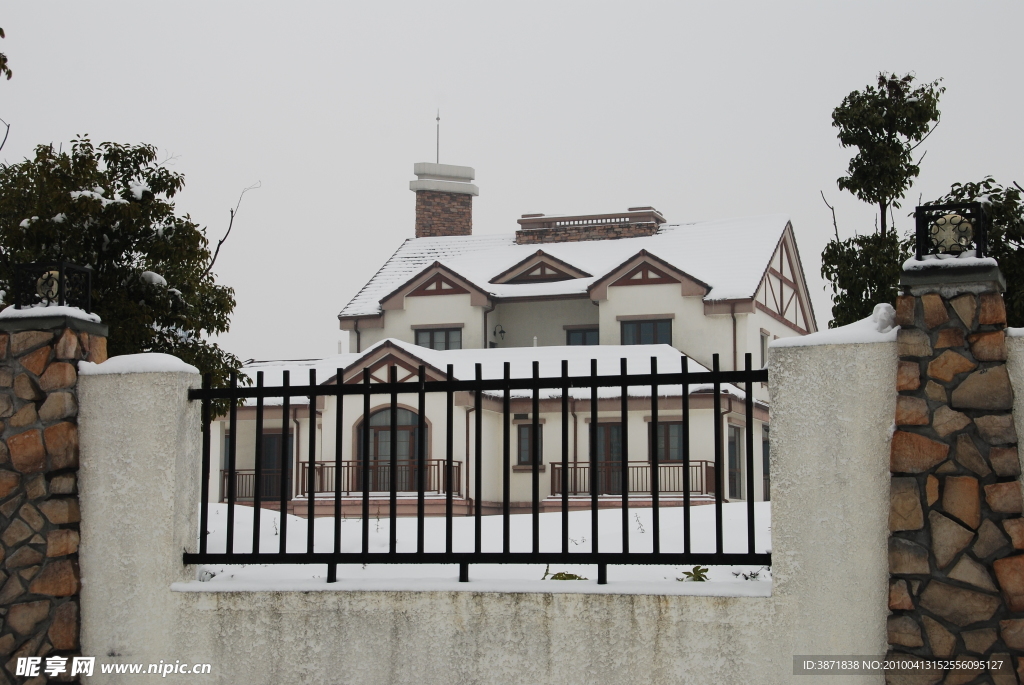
[{"x1": 176, "y1": 502, "x2": 772, "y2": 596}]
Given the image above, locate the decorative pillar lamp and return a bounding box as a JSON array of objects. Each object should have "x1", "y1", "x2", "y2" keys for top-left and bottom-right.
[
  {"x1": 914, "y1": 201, "x2": 989, "y2": 260},
  {"x1": 12, "y1": 261, "x2": 92, "y2": 312}
]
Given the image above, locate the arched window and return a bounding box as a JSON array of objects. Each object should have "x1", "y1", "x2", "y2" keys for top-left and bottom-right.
[{"x1": 357, "y1": 408, "x2": 423, "y2": 492}]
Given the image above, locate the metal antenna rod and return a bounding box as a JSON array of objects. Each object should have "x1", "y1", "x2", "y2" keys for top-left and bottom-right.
[{"x1": 436, "y1": 110, "x2": 440, "y2": 164}]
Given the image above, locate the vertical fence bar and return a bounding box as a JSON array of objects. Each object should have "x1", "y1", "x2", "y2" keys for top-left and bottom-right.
[
  {"x1": 252, "y1": 372, "x2": 265, "y2": 554},
  {"x1": 279, "y1": 371, "x2": 291, "y2": 554},
  {"x1": 561, "y1": 360, "x2": 569, "y2": 555},
  {"x1": 650, "y1": 357, "x2": 659, "y2": 554},
  {"x1": 474, "y1": 364, "x2": 483, "y2": 556},
  {"x1": 389, "y1": 365, "x2": 398, "y2": 555},
  {"x1": 532, "y1": 361, "x2": 540, "y2": 554},
  {"x1": 682, "y1": 357, "x2": 691, "y2": 555},
  {"x1": 619, "y1": 358, "x2": 629, "y2": 555},
  {"x1": 199, "y1": 373, "x2": 212, "y2": 555},
  {"x1": 745, "y1": 352, "x2": 756, "y2": 555},
  {"x1": 330, "y1": 368, "x2": 343, "y2": 583},
  {"x1": 446, "y1": 364, "x2": 454, "y2": 555},
  {"x1": 713, "y1": 354, "x2": 723, "y2": 555},
  {"x1": 307, "y1": 369, "x2": 317, "y2": 554},
  {"x1": 502, "y1": 362, "x2": 511, "y2": 554},
  {"x1": 226, "y1": 372, "x2": 238, "y2": 555},
  {"x1": 361, "y1": 369, "x2": 371, "y2": 554},
  {"x1": 590, "y1": 359, "x2": 603, "y2": 583},
  {"x1": 417, "y1": 366, "x2": 426, "y2": 554}
]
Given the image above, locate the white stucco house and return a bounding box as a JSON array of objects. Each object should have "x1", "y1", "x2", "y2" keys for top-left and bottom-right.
[{"x1": 211, "y1": 162, "x2": 817, "y2": 516}]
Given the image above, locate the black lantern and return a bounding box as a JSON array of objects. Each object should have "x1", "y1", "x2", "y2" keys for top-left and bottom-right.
[
  {"x1": 12, "y1": 262, "x2": 92, "y2": 313},
  {"x1": 914, "y1": 202, "x2": 989, "y2": 260}
]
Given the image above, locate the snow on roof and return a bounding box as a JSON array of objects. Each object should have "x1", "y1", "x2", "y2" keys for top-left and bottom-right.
[
  {"x1": 339, "y1": 215, "x2": 791, "y2": 318},
  {"x1": 348, "y1": 339, "x2": 754, "y2": 403},
  {"x1": 242, "y1": 354, "x2": 362, "y2": 405}
]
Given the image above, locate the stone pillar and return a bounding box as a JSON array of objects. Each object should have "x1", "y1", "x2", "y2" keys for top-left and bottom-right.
[
  {"x1": 889, "y1": 260, "x2": 1022, "y2": 682},
  {"x1": 0, "y1": 313, "x2": 107, "y2": 683}
]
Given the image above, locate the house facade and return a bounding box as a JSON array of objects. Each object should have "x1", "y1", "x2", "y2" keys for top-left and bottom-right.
[{"x1": 211, "y1": 162, "x2": 817, "y2": 515}]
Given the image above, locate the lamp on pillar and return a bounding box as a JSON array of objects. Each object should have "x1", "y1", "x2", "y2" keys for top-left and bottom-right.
[
  {"x1": 914, "y1": 202, "x2": 989, "y2": 260},
  {"x1": 12, "y1": 261, "x2": 92, "y2": 312}
]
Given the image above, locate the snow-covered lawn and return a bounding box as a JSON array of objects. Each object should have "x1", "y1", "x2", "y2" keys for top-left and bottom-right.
[{"x1": 176, "y1": 502, "x2": 772, "y2": 596}]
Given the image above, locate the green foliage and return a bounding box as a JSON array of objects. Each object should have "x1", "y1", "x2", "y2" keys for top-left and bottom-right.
[
  {"x1": 0, "y1": 136, "x2": 243, "y2": 388},
  {"x1": 541, "y1": 564, "x2": 587, "y2": 580},
  {"x1": 821, "y1": 231, "x2": 912, "y2": 328},
  {"x1": 833, "y1": 72, "x2": 943, "y2": 235},
  {"x1": 677, "y1": 565, "x2": 709, "y2": 582},
  {"x1": 927, "y1": 178, "x2": 1024, "y2": 326},
  {"x1": 0, "y1": 28, "x2": 11, "y2": 81}
]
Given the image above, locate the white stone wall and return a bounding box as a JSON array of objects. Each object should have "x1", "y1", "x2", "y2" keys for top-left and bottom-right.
[{"x1": 77, "y1": 339, "x2": 894, "y2": 684}]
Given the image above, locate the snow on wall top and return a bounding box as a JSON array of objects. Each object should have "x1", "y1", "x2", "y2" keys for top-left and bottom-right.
[
  {"x1": 339, "y1": 214, "x2": 791, "y2": 318},
  {"x1": 79, "y1": 353, "x2": 198, "y2": 375},
  {"x1": 771, "y1": 304, "x2": 897, "y2": 348}
]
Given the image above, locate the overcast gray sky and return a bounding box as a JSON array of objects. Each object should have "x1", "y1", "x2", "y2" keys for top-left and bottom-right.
[{"x1": 3, "y1": 2, "x2": 1022, "y2": 361}]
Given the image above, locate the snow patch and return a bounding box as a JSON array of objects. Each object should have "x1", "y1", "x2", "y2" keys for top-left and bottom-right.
[
  {"x1": 79, "y1": 352, "x2": 198, "y2": 375},
  {"x1": 0, "y1": 304, "x2": 101, "y2": 323},
  {"x1": 903, "y1": 252, "x2": 999, "y2": 271},
  {"x1": 130, "y1": 182, "x2": 151, "y2": 200},
  {"x1": 772, "y1": 303, "x2": 897, "y2": 347},
  {"x1": 140, "y1": 271, "x2": 167, "y2": 287}
]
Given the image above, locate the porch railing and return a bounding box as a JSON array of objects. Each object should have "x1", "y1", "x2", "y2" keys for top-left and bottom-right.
[
  {"x1": 222, "y1": 469, "x2": 282, "y2": 501},
  {"x1": 551, "y1": 460, "x2": 715, "y2": 496},
  {"x1": 186, "y1": 352, "x2": 770, "y2": 585},
  {"x1": 297, "y1": 460, "x2": 461, "y2": 497}
]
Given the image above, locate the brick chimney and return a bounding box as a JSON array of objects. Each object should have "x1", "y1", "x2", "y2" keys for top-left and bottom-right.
[{"x1": 410, "y1": 163, "x2": 478, "y2": 238}]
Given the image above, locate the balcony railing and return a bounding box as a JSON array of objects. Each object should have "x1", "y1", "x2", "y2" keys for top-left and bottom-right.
[
  {"x1": 297, "y1": 460, "x2": 461, "y2": 497},
  {"x1": 222, "y1": 470, "x2": 283, "y2": 501},
  {"x1": 551, "y1": 460, "x2": 715, "y2": 497}
]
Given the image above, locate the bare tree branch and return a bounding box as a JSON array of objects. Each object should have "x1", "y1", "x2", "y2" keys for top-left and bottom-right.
[
  {"x1": 820, "y1": 190, "x2": 840, "y2": 242},
  {"x1": 909, "y1": 115, "x2": 940, "y2": 152},
  {"x1": 0, "y1": 116, "x2": 9, "y2": 155},
  {"x1": 915, "y1": 149, "x2": 928, "y2": 167},
  {"x1": 1013, "y1": 181, "x2": 1023, "y2": 195},
  {"x1": 203, "y1": 181, "x2": 261, "y2": 278}
]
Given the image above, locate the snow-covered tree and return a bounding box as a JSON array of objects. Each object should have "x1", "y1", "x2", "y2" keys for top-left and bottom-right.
[{"x1": 0, "y1": 136, "x2": 243, "y2": 388}]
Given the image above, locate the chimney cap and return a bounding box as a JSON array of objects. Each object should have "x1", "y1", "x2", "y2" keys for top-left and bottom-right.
[
  {"x1": 521, "y1": 213, "x2": 545, "y2": 218},
  {"x1": 413, "y1": 162, "x2": 475, "y2": 182}
]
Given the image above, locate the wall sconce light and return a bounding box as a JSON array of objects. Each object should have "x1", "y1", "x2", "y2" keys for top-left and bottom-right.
[{"x1": 493, "y1": 324, "x2": 506, "y2": 340}]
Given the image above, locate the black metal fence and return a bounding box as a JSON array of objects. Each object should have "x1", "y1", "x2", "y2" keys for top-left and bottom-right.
[{"x1": 184, "y1": 353, "x2": 770, "y2": 584}]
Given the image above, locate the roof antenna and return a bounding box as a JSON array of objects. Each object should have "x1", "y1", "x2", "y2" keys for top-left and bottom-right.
[{"x1": 435, "y1": 109, "x2": 440, "y2": 164}]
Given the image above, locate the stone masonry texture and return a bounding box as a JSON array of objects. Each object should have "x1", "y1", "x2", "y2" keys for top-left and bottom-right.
[
  {"x1": 0, "y1": 323, "x2": 106, "y2": 684},
  {"x1": 888, "y1": 275, "x2": 1024, "y2": 684},
  {"x1": 515, "y1": 221, "x2": 660, "y2": 245},
  {"x1": 415, "y1": 190, "x2": 472, "y2": 238}
]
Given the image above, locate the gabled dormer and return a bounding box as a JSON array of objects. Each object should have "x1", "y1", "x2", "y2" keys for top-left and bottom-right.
[
  {"x1": 753, "y1": 224, "x2": 816, "y2": 334},
  {"x1": 378, "y1": 261, "x2": 491, "y2": 311},
  {"x1": 489, "y1": 250, "x2": 591, "y2": 285},
  {"x1": 339, "y1": 341, "x2": 448, "y2": 384},
  {"x1": 588, "y1": 250, "x2": 710, "y2": 301}
]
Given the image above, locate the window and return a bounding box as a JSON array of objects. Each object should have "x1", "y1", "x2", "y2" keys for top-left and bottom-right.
[
  {"x1": 649, "y1": 422, "x2": 684, "y2": 461},
  {"x1": 567, "y1": 329, "x2": 599, "y2": 345},
  {"x1": 517, "y1": 424, "x2": 543, "y2": 465},
  {"x1": 728, "y1": 425, "x2": 744, "y2": 499},
  {"x1": 760, "y1": 330, "x2": 770, "y2": 368},
  {"x1": 594, "y1": 423, "x2": 623, "y2": 494},
  {"x1": 762, "y1": 425, "x2": 770, "y2": 502},
  {"x1": 415, "y1": 328, "x2": 462, "y2": 350},
  {"x1": 358, "y1": 408, "x2": 423, "y2": 491},
  {"x1": 621, "y1": 319, "x2": 671, "y2": 345}
]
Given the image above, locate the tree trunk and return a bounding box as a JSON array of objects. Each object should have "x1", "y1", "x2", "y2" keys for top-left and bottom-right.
[{"x1": 879, "y1": 200, "x2": 888, "y2": 237}]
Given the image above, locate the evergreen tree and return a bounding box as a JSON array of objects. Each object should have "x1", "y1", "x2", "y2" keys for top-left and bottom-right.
[
  {"x1": 0, "y1": 136, "x2": 243, "y2": 388},
  {"x1": 822, "y1": 72, "x2": 943, "y2": 327}
]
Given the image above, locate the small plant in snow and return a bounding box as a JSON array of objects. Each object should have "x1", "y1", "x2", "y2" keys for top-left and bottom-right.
[
  {"x1": 678, "y1": 565, "x2": 709, "y2": 582},
  {"x1": 731, "y1": 565, "x2": 771, "y2": 581},
  {"x1": 542, "y1": 563, "x2": 587, "y2": 580},
  {"x1": 634, "y1": 512, "x2": 645, "y2": 534}
]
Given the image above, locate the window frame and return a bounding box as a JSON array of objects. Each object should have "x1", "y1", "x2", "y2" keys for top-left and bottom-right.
[
  {"x1": 516, "y1": 424, "x2": 543, "y2": 466},
  {"x1": 727, "y1": 424, "x2": 744, "y2": 499},
  {"x1": 414, "y1": 328, "x2": 462, "y2": 350},
  {"x1": 566, "y1": 328, "x2": 599, "y2": 346},
  {"x1": 648, "y1": 421, "x2": 685, "y2": 462},
  {"x1": 621, "y1": 319, "x2": 672, "y2": 346}
]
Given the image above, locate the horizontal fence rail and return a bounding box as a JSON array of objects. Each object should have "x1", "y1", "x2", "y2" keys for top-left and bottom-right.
[{"x1": 185, "y1": 353, "x2": 770, "y2": 584}]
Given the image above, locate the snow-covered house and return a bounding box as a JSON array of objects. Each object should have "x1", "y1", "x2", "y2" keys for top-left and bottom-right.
[{"x1": 212, "y1": 162, "x2": 817, "y2": 515}]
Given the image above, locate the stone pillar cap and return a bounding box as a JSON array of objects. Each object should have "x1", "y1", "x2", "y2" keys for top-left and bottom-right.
[{"x1": 900, "y1": 259, "x2": 1005, "y2": 295}]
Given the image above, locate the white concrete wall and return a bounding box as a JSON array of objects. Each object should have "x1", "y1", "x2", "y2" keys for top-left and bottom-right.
[
  {"x1": 1002, "y1": 335, "x2": 1024, "y2": 479},
  {"x1": 77, "y1": 337, "x2": 894, "y2": 684}
]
